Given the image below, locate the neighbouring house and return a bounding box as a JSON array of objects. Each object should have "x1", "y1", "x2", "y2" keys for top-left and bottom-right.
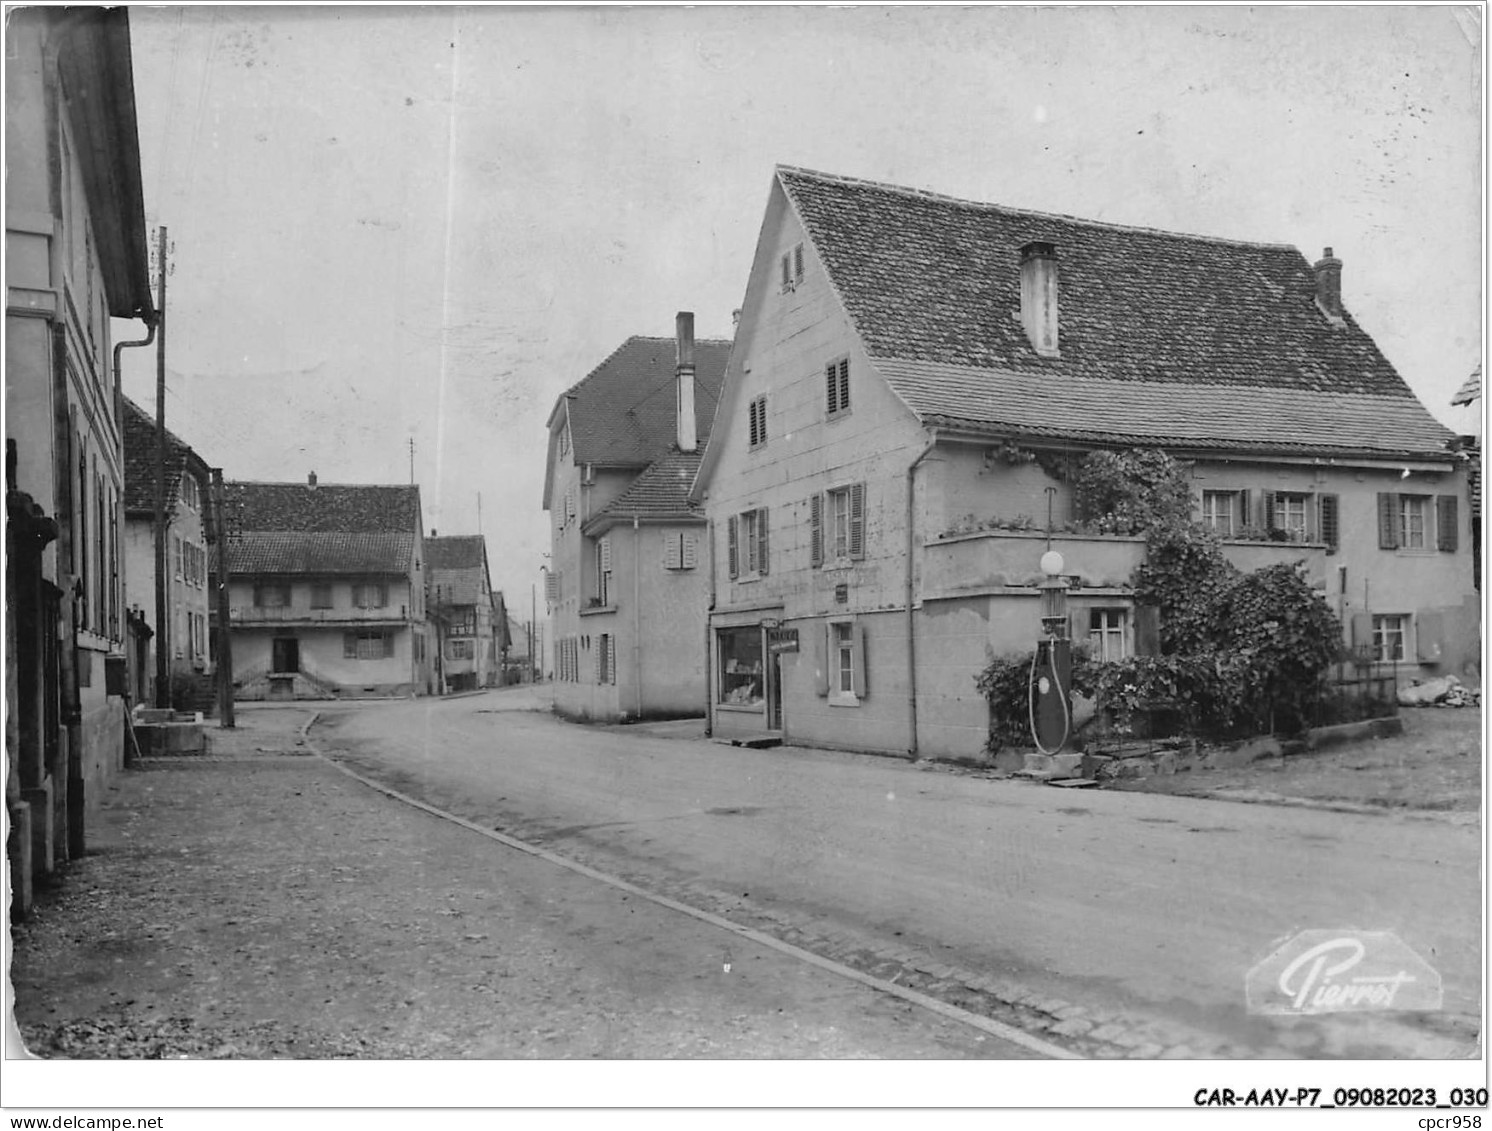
[
  {"x1": 504, "y1": 612, "x2": 537, "y2": 683},
  {"x1": 542, "y1": 314, "x2": 731, "y2": 721},
  {"x1": 121, "y1": 396, "x2": 214, "y2": 709},
  {"x1": 5, "y1": 7, "x2": 156, "y2": 914},
  {"x1": 691, "y1": 166, "x2": 1476, "y2": 761},
  {"x1": 426, "y1": 533, "x2": 503, "y2": 692},
  {"x1": 219, "y1": 476, "x2": 434, "y2": 700},
  {"x1": 1449, "y1": 365, "x2": 1481, "y2": 591}
]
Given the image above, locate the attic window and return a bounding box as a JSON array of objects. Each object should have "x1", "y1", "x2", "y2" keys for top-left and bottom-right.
[
  {"x1": 780, "y1": 243, "x2": 804, "y2": 292},
  {"x1": 748, "y1": 395, "x2": 768, "y2": 449}
]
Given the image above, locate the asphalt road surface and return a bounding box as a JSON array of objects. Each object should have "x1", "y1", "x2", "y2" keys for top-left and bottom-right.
[{"x1": 311, "y1": 687, "x2": 1482, "y2": 1058}]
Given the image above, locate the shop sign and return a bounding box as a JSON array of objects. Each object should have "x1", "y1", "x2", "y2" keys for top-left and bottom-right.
[{"x1": 767, "y1": 628, "x2": 799, "y2": 653}]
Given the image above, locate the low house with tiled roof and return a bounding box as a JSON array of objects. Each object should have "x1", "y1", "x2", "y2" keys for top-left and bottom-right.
[
  {"x1": 121, "y1": 396, "x2": 214, "y2": 705},
  {"x1": 1449, "y1": 364, "x2": 1481, "y2": 589},
  {"x1": 691, "y1": 166, "x2": 1476, "y2": 760},
  {"x1": 219, "y1": 475, "x2": 433, "y2": 699},
  {"x1": 542, "y1": 312, "x2": 731, "y2": 720},
  {"x1": 426, "y1": 533, "x2": 504, "y2": 691}
]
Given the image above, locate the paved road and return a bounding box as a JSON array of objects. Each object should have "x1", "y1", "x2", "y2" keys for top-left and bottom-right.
[
  {"x1": 311, "y1": 688, "x2": 1482, "y2": 1058},
  {"x1": 10, "y1": 704, "x2": 1038, "y2": 1066}
]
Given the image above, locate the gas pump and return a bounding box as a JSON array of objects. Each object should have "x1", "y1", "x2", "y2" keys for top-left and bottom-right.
[{"x1": 1029, "y1": 550, "x2": 1072, "y2": 755}]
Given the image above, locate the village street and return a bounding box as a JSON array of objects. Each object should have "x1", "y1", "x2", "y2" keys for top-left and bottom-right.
[{"x1": 311, "y1": 687, "x2": 1483, "y2": 1060}]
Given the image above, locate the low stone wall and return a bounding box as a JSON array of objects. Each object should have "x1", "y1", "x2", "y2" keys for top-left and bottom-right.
[{"x1": 1084, "y1": 716, "x2": 1405, "y2": 782}]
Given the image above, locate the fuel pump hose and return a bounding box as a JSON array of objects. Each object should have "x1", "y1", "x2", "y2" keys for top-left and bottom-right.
[{"x1": 1028, "y1": 643, "x2": 1072, "y2": 758}]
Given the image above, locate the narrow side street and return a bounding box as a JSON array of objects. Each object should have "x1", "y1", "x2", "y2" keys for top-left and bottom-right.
[
  {"x1": 309, "y1": 687, "x2": 1482, "y2": 1060},
  {"x1": 10, "y1": 705, "x2": 1037, "y2": 1060}
]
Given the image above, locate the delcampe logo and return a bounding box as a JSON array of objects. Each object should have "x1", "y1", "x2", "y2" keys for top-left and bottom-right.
[{"x1": 1246, "y1": 930, "x2": 1442, "y2": 1015}]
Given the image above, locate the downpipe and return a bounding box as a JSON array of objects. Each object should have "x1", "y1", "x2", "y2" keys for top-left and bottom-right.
[{"x1": 904, "y1": 435, "x2": 939, "y2": 759}]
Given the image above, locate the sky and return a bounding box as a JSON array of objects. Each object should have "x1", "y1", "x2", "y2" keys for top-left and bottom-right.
[{"x1": 114, "y1": 3, "x2": 1485, "y2": 608}]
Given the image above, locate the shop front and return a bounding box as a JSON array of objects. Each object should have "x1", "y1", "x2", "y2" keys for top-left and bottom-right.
[{"x1": 710, "y1": 609, "x2": 787, "y2": 742}]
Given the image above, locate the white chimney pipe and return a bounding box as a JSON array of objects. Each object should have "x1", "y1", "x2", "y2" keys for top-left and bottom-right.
[{"x1": 676, "y1": 311, "x2": 697, "y2": 453}]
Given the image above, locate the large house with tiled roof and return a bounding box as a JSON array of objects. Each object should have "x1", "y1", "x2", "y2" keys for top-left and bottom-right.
[
  {"x1": 121, "y1": 396, "x2": 214, "y2": 705},
  {"x1": 427, "y1": 533, "x2": 505, "y2": 691},
  {"x1": 691, "y1": 166, "x2": 1476, "y2": 760},
  {"x1": 219, "y1": 475, "x2": 433, "y2": 699},
  {"x1": 542, "y1": 312, "x2": 731, "y2": 721}
]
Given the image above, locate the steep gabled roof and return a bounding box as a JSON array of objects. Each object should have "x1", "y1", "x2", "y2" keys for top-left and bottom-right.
[
  {"x1": 121, "y1": 395, "x2": 208, "y2": 516},
  {"x1": 776, "y1": 166, "x2": 1455, "y2": 461},
  {"x1": 428, "y1": 534, "x2": 491, "y2": 607},
  {"x1": 224, "y1": 480, "x2": 422, "y2": 577},
  {"x1": 587, "y1": 449, "x2": 704, "y2": 530},
  {"x1": 557, "y1": 335, "x2": 732, "y2": 467},
  {"x1": 1452, "y1": 364, "x2": 1481, "y2": 406}
]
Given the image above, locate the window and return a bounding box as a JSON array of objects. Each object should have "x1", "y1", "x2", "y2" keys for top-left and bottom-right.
[
  {"x1": 254, "y1": 583, "x2": 292, "y2": 608},
  {"x1": 780, "y1": 242, "x2": 804, "y2": 292},
  {"x1": 1399, "y1": 495, "x2": 1429, "y2": 550},
  {"x1": 810, "y1": 484, "x2": 865, "y2": 566},
  {"x1": 662, "y1": 532, "x2": 698, "y2": 570},
  {"x1": 825, "y1": 620, "x2": 866, "y2": 704},
  {"x1": 450, "y1": 607, "x2": 477, "y2": 635},
  {"x1": 825, "y1": 358, "x2": 850, "y2": 417},
  {"x1": 718, "y1": 627, "x2": 764, "y2": 706},
  {"x1": 310, "y1": 583, "x2": 334, "y2": 609},
  {"x1": 1201, "y1": 491, "x2": 1239, "y2": 537},
  {"x1": 447, "y1": 638, "x2": 475, "y2": 661},
  {"x1": 1272, "y1": 492, "x2": 1310, "y2": 542},
  {"x1": 180, "y1": 474, "x2": 200, "y2": 511},
  {"x1": 344, "y1": 630, "x2": 395, "y2": 660},
  {"x1": 595, "y1": 537, "x2": 612, "y2": 605},
  {"x1": 1087, "y1": 608, "x2": 1130, "y2": 662},
  {"x1": 558, "y1": 424, "x2": 570, "y2": 457},
  {"x1": 353, "y1": 582, "x2": 388, "y2": 609},
  {"x1": 728, "y1": 508, "x2": 769, "y2": 578},
  {"x1": 544, "y1": 570, "x2": 559, "y2": 603},
  {"x1": 748, "y1": 395, "x2": 768, "y2": 448},
  {"x1": 174, "y1": 534, "x2": 184, "y2": 580},
  {"x1": 1372, "y1": 614, "x2": 1407, "y2": 662}
]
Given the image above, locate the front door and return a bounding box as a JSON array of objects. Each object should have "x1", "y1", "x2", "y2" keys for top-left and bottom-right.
[
  {"x1": 272, "y1": 637, "x2": 300, "y2": 674},
  {"x1": 768, "y1": 651, "x2": 783, "y2": 730}
]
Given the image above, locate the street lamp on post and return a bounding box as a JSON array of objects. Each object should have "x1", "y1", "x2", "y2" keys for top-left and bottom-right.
[{"x1": 1031, "y1": 549, "x2": 1073, "y2": 755}]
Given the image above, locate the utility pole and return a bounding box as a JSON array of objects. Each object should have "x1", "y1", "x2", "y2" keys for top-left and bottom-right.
[
  {"x1": 153, "y1": 226, "x2": 169, "y2": 708},
  {"x1": 408, "y1": 437, "x2": 415, "y2": 485},
  {"x1": 211, "y1": 468, "x2": 235, "y2": 728},
  {"x1": 530, "y1": 583, "x2": 537, "y2": 683}
]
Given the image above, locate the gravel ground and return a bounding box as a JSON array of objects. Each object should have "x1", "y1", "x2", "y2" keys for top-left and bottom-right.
[
  {"x1": 1105, "y1": 706, "x2": 1482, "y2": 814},
  {"x1": 8, "y1": 705, "x2": 1031, "y2": 1061}
]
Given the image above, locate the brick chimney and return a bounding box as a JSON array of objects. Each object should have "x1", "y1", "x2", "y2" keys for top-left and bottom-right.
[
  {"x1": 1314, "y1": 247, "x2": 1343, "y2": 323},
  {"x1": 675, "y1": 311, "x2": 697, "y2": 453},
  {"x1": 1019, "y1": 242, "x2": 1060, "y2": 357},
  {"x1": 308, "y1": 471, "x2": 318, "y2": 488}
]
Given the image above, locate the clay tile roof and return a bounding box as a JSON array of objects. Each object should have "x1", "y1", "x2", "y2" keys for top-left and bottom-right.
[
  {"x1": 1452, "y1": 364, "x2": 1481, "y2": 406},
  {"x1": 778, "y1": 166, "x2": 1455, "y2": 460},
  {"x1": 121, "y1": 395, "x2": 206, "y2": 515},
  {"x1": 561, "y1": 335, "x2": 732, "y2": 466},
  {"x1": 428, "y1": 535, "x2": 490, "y2": 606},
  {"x1": 593, "y1": 449, "x2": 705, "y2": 523},
  {"x1": 223, "y1": 480, "x2": 422, "y2": 576}
]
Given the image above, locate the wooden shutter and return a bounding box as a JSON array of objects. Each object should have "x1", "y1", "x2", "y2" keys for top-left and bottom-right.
[
  {"x1": 838, "y1": 360, "x2": 850, "y2": 410},
  {"x1": 682, "y1": 535, "x2": 697, "y2": 570},
  {"x1": 849, "y1": 483, "x2": 866, "y2": 559},
  {"x1": 544, "y1": 571, "x2": 559, "y2": 602},
  {"x1": 384, "y1": 632, "x2": 396, "y2": 658},
  {"x1": 1236, "y1": 489, "x2": 1251, "y2": 535},
  {"x1": 758, "y1": 508, "x2": 770, "y2": 575},
  {"x1": 1436, "y1": 495, "x2": 1459, "y2": 552},
  {"x1": 377, "y1": 583, "x2": 388, "y2": 608},
  {"x1": 596, "y1": 635, "x2": 605, "y2": 683},
  {"x1": 1415, "y1": 612, "x2": 1444, "y2": 662},
  {"x1": 600, "y1": 537, "x2": 612, "y2": 573},
  {"x1": 1319, "y1": 494, "x2": 1340, "y2": 554},
  {"x1": 344, "y1": 633, "x2": 357, "y2": 659},
  {"x1": 727, "y1": 516, "x2": 739, "y2": 579},
  {"x1": 825, "y1": 363, "x2": 838, "y2": 414},
  {"x1": 607, "y1": 634, "x2": 617, "y2": 683},
  {"x1": 1350, "y1": 612, "x2": 1374, "y2": 651},
  {"x1": 1260, "y1": 491, "x2": 1276, "y2": 532},
  {"x1": 851, "y1": 622, "x2": 867, "y2": 697},
  {"x1": 793, "y1": 243, "x2": 804, "y2": 280},
  {"x1": 813, "y1": 622, "x2": 829, "y2": 696},
  {"x1": 780, "y1": 253, "x2": 790, "y2": 289},
  {"x1": 1377, "y1": 493, "x2": 1399, "y2": 549},
  {"x1": 810, "y1": 494, "x2": 823, "y2": 566}
]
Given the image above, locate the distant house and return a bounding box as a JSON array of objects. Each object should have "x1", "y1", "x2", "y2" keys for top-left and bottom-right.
[
  {"x1": 121, "y1": 396, "x2": 214, "y2": 706},
  {"x1": 5, "y1": 7, "x2": 156, "y2": 912},
  {"x1": 692, "y1": 166, "x2": 1475, "y2": 761},
  {"x1": 427, "y1": 533, "x2": 502, "y2": 691},
  {"x1": 542, "y1": 314, "x2": 731, "y2": 721},
  {"x1": 1450, "y1": 364, "x2": 1481, "y2": 589},
  {"x1": 220, "y1": 475, "x2": 433, "y2": 699}
]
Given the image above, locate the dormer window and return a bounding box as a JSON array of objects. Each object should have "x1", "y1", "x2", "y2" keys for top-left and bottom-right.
[{"x1": 1019, "y1": 241, "x2": 1060, "y2": 358}]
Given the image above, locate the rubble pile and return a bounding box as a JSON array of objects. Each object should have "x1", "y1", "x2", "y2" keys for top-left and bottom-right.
[{"x1": 1397, "y1": 674, "x2": 1481, "y2": 708}]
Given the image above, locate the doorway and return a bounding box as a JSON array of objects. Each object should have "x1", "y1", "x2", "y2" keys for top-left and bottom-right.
[
  {"x1": 768, "y1": 650, "x2": 783, "y2": 731},
  {"x1": 271, "y1": 637, "x2": 300, "y2": 674}
]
